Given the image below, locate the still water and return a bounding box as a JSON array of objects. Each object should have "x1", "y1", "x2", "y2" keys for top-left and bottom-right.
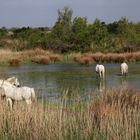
[{"x1": 0, "y1": 63, "x2": 140, "y2": 101}]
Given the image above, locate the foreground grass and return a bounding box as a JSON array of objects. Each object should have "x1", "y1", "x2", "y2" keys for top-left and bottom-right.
[{"x1": 1, "y1": 86, "x2": 140, "y2": 140}]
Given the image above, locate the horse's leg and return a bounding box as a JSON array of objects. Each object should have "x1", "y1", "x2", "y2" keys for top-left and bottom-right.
[
  {"x1": 99, "y1": 71, "x2": 102, "y2": 79},
  {"x1": 121, "y1": 70, "x2": 123, "y2": 76},
  {"x1": 7, "y1": 98, "x2": 13, "y2": 111},
  {"x1": 103, "y1": 72, "x2": 104, "y2": 79},
  {"x1": 96, "y1": 72, "x2": 99, "y2": 79},
  {"x1": 25, "y1": 99, "x2": 32, "y2": 110},
  {"x1": 101, "y1": 71, "x2": 104, "y2": 79},
  {"x1": 26, "y1": 99, "x2": 32, "y2": 105}
]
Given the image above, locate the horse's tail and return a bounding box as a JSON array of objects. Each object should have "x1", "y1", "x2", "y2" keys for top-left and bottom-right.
[{"x1": 31, "y1": 88, "x2": 36, "y2": 102}]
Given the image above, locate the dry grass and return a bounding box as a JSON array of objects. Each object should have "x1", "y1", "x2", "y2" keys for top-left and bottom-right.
[
  {"x1": 0, "y1": 87, "x2": 140, "y2": 140},
  {"x1": 89, "y1": 86, "x2": 140, "y2": 139},
  {"x1": 73, "y1": 54, "x2": 94, "y2": 66},
  {"x1": 31, "y1": 55, "x2": 51, "y2": 65},
  {"x1": 49, "y1": 54, "x2": 61, "y2": 63},
  {"x1": 0, "y1": 48, "x2": 59, "y2": 65},
  {"x1": 0, "y1": 49, "x2": 20, "y2": 64},
  {"x1": 8, "y1": 58, "x2": 21, "y2": 66},
  {"x1": 73, "y1": 52, "x2": 140, "y2": 64},
  {"x1": 1, "y1": 49, "x2": 140, "y2": 66}
]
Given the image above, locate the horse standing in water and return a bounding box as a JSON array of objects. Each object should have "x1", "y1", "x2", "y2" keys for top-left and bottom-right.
[
  {"x1": 95, "y1": 64, "x2": 105, "y2": 79},
  {"x1": 120, "y1": 62, "x2": 128, "y2": 76}
]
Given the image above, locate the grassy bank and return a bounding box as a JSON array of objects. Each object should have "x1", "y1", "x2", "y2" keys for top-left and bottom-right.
[
  {"x1": 0, "y1": 48, "x2": 61, "y2": 66},
  {"x1": 1, "y1": 48, "x2": 140, "y2": 66},
  {"x1": 1, "y1": 86, "x2": 140, "y2": 140}
]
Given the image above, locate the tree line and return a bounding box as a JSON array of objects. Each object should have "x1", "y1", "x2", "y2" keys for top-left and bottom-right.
[{"x1": 0, "y1": 7, "x2": 140, "y2": 53}]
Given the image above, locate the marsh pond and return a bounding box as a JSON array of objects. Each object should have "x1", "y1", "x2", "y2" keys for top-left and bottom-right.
[{"x1": 0, "y1": 63, "x2": 140, "y2": 102}]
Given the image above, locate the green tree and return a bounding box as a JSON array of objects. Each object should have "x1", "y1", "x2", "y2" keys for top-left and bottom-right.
[
  {"x1": 52, "y1": 7, "x2": 73, "y2": 52},
  {"x1": 72, "y1": 17, "x2": 90, "y2": 52},
  {"x1": 89, "y1": 19, "x2": 109, "y2": 52},
  {"x1": 53, "y1": 6, "x2": 73, "y2": 42}
]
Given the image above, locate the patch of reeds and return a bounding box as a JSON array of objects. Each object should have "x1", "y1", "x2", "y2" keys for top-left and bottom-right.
[
  {"x1": 73, "y1": 54, "x2": 94, "y2": 66},
  {"x1": 73, "y1": 52, "x2": 140, "y2": 63},
  {"x1": 0, "y1": 49, "x2": 19, "y2": 65},
  {"x1": 1, "y1": 48, "x2": 140, "y2": 65},
  {"x1": 8, "y1": 58, "x2": 21, "y2": 66},
  {"x1": 89, "y1": 86, "x2": 140, "y2": 139},
  {"x1": 20, "y1": 48, "x2": 49, "y2": 61},
  {"x1": 31, "y1": 55, "x2": 51, "y2": 65},
  {"x1": 49, "y1": 54, "x2": 61, "y2": 63},
  {"x1": 0, "y1": 86, "x2": 140, "y2": 139}
]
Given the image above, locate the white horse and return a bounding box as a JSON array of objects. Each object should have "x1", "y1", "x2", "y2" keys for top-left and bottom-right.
[
  {"x1": 95, "y1": 64, "x2": 105, "y2": 79},
  {"x1": 0, "y1": 77, "x2": 20, "y2": 87},
  {"x1": 120, "y1": 62, "x2": 128, "y2": 76},
  {"x1": 0, "y1": 82, "x2": 36, "y2": 110}
]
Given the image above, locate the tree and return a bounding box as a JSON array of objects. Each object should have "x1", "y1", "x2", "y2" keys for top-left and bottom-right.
[
  {"x1": 89, "y1": 19, "x2": 109, "y2": 52},
  {"x1": 53, "y1": 6, "x2": 73, "y2": 42},
  {"x1": 117, "y1": 17, "x2": 128, "y2": 35},
  {"x1": 72, "y1": 17, "x2": 90, "y2": 51}
]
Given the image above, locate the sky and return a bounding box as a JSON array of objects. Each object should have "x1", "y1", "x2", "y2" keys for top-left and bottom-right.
[{"x1": 0, "y1": 0, "x2": 140, "y2": 28}]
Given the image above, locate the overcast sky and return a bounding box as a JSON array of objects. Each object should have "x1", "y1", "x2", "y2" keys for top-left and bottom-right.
[{"x1": 0, "y1": 0, "x2": 140, "y2": 28}]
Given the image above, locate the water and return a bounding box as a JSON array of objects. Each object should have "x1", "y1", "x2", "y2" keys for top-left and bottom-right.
[{"x1": 0, "y1": 63, "x2": 140, "y2": 101}]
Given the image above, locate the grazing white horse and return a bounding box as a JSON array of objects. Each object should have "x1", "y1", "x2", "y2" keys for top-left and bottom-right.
[
  {"x1": 120, "y1": 62, "x2": 128, "y2": 76},
  {"x1": 95, "y1": 64, "x2": 105, "y2": 79},
  {"x1": 0, "y1": 81, "x2": 36, "y2": 110}
]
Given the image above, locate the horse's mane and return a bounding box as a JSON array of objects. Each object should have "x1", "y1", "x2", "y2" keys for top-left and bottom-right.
[{"x1": 7, "y1": 77, "x2": 16, "y2": 83}]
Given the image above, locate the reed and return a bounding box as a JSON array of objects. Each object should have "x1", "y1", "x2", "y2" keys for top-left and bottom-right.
[
  {"x1": 73, "y1": 51, "x2": 140, "y2": 63},
  {"x1": 49, "y1": 54, "x2": 61, "y2": 63},
  {"x1": 0, "y1": 86, "x2": 140, "y2": 140},
  {"x1": 73, "y1": 54, "x2": 94, "y2": 66},
  {"x1": 31, "y1": 55, "x2": 51, "y2": 65},
  {"x1": 1, "y1": 49, "x2": 140, "y2": 65},
  {"x1": 8, "y1": 58, "x2": 21, "y2": 66}
]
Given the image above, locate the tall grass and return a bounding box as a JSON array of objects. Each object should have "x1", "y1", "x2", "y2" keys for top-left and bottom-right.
[
  {"x1": 1, "y1": 49, "x2": 140, "y2": 66},
  {"x1": 1, "y1": 86, "x2": 140, "y2": 140},
  {"x1": 73, "y1": 52, "x2": 140, "y2": 65},
  {"x1": 0, "y1": 48, "x2": 61, "y2": 65}
]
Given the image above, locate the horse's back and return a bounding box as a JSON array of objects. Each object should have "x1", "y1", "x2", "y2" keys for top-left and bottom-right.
[
  {"x1": 100, "y1": 65, "x2": 105, "y2": 71},
  {"x1": 18, "y1": 87, "x2": 36, "y2": 100},
  {"x1": 121, "y1": 62, "x2": 128, "y2": 72}
]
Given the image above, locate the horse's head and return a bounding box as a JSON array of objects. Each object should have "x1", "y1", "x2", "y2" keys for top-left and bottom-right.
[
  {"x1": 7, "y1": 77, "x2": 20, "y2": 87},
  {"x1": 14, "y1": 78, "x2": 20, "y2": 87}
]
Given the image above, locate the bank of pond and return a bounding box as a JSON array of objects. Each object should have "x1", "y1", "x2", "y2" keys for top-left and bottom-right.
[{"x1": 1, "y1": 49, "x2": 140, "y2": 66}]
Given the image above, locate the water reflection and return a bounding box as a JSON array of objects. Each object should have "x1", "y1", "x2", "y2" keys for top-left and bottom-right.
[
  {"x1": 120, "y1": 76, "x2": 129, "y2": 89},
  {"x1": 0, "y1": 63, "x2": 140, "y2": 101},
  {"x1": 99, "y1": 80, "x2": 105, "y2": 92}
]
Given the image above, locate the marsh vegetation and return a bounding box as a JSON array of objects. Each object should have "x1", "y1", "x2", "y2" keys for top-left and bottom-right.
[{"x1": 1, "y1": 87, "x2": 140, "y2": 140}]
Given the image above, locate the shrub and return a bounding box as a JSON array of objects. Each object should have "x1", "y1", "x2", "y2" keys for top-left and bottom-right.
[
  {"x1": 31, "y1": 55, "x2": 51, "y2": 64},
  {"x1": 49, "y1": 54, "x2": 61, "y2": 63},
  {"x1": 8, "y1": 58, "x2": 21, "y2": 66}
]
